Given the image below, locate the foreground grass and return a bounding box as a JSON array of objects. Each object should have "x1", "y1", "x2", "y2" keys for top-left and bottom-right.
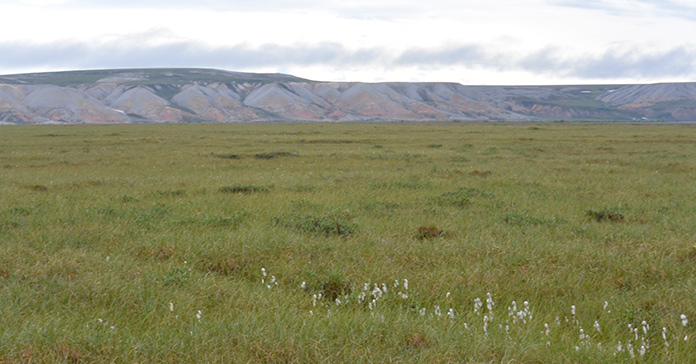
[{"x1": 0, "y1": 122, "x2": 694, "y2": 363}]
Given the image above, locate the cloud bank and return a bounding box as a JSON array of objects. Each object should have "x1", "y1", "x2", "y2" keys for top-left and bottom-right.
[{"x1": 2, "y1": 38, "x2": 694, "y2": 82}]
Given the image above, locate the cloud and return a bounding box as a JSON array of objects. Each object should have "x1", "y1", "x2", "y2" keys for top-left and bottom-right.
[
  {"x1": 640, "y1": 0, "x2": 696, "y2": 20},
  {"x1": 0, "y1": 38, "x2": 386, "y2": 72},
  {"x1": 393, "y1": 43, "x2": 696, "y2": 80},
  {"x1": 551, "y1": 0, "x2": 696, "y2": 20},
  {"x1": 0, "y1": 36, "x2": 694, "y2": 82},
  {"x1": 570, "y1": 47, "x2": 696, "y2": 79},
  {"x1": 395, "y1": 45, "x2": 492, "y2": 68}
]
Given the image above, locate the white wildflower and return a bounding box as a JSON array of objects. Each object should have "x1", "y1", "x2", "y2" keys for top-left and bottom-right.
[
  {"x1": 486, "y1": 292, "x2": 494, "y2": 314},
  {"x1": 474, "y1": 298, "x2": 482, "y2": 315}
]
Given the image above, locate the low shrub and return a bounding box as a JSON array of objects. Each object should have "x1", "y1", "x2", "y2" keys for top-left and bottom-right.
[
  {"x1": 254, "y1": 150, "x2": 295, "y2": 159},
  {"x1": 219, "y1": 185, "x2": 269, "y2": 194},
  {"x1": 213, "y1": 153, "x2": 241, "y2": 159},
  {"x1": 156, "y1": 189, "x2": 186, "y2": 197},
  {"x1": 274, "y1": 212, "x2": 356, "y2": 236}
]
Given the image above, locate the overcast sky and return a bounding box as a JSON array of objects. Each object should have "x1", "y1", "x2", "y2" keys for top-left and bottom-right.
[{"x1": 1, "y1": 0, "x2": 695, "y2": 85}]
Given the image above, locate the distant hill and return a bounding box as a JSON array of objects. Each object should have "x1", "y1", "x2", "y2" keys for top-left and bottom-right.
[{"x1": 1, "y1": 68, "x2": 695, "y2": 124}]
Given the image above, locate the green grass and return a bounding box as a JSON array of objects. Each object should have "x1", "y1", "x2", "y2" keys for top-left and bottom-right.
[{"x1": 0, "y1": 122, "x2": 695, "y2": 362}]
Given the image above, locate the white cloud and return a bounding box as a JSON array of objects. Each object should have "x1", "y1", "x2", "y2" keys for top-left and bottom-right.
[{"x1": 0, "y1": 0, "x2": 694, "y2": 84}]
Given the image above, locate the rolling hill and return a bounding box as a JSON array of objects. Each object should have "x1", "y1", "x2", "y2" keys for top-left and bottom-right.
[{"x1": 0, "y1": 68, "x2": 694, "y2": 124}]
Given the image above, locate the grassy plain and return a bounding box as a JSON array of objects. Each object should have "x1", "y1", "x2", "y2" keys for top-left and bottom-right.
[{"x1": 0, "y1": 122, "x2": 695, "y2": 363}]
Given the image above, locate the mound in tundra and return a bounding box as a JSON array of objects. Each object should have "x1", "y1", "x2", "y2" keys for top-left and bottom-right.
[{"x1": 0, "y1": 68, "x2": 695, "y2": 124}]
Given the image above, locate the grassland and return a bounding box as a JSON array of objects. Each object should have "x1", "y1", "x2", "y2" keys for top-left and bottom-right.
[{"x1": 0, "y1": 122, "x2": 694, "y2": 363}]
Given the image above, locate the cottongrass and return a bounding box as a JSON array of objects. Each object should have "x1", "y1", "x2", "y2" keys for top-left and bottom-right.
[{"x1": 252, "y1": 268, "x2": 692, "y2": 359}]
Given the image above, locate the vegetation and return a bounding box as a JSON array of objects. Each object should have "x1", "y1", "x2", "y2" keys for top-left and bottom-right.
[{"x1": 0, "y1": 122, "x2": 694, "y2": 362}]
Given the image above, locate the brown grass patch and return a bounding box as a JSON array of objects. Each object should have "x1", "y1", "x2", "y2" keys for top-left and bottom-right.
[
  {"x1": 201, "y1": 256, "x2": 238, "y2": 276},
  {"x1": 469, "y1": 170, "x2": 492, "y2": 177},
  {"x1": 135, "y1": 246, "x2": 175, "y2": 261},
  {"x1": 27, "y1": 184, "x2": 48, "y2": 192},
  {"x1": 415, "y1": 225, "x2": 444, "y2": 240},
  {"x1": 405, "y1": 333, "x2": 429, "y2": 349},
  {"x1": 56, "y1": 344, "x2": 86, "y2": 363}
]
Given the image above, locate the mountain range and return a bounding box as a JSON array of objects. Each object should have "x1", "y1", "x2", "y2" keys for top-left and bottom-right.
[{"x1": 0, "y1": 68, "x2": 695, "y2": 124}]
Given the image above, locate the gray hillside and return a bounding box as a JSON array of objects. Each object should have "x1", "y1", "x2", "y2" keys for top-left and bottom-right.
[{"x1": 0, "y1": 68, "x2": 694, "y2": 124}]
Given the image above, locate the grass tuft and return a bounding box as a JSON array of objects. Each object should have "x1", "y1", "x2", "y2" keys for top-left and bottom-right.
[
  {"x1": 405, "y1": 333, "x2": 430, "y2": 349},
  {"x1": 587, "y1": 208, "x2": 625, "y2": 222},
  {"x1": 504, "y1": 212, "x2": 562, "y2": 226},
  {"x1": 435, "y1": 187, "x2": 491, "y2": 207},
  {"x1": 415, "y1": 225, "x2": 444, "y2": 240}
]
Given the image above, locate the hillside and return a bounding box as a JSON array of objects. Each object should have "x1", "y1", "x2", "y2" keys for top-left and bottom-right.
[{"x1": 0, "y1": 68, "x2": 695, "y2": 123}]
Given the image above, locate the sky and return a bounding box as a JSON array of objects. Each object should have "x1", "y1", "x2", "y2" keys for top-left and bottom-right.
[{"x1": 0, "y1": 0, "x2": 695, "y2": 85}]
